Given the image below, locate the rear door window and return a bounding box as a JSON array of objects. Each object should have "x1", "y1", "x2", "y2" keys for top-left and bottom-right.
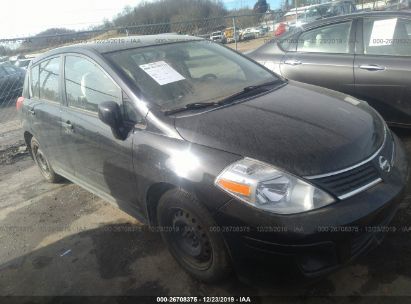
[
  {"x1": 64, "y1": 55, "x2": 121, "y2": 113},
  {"x1": 363, "y1": 17, "x2": 411, "y2": 56},
  {"x1": 39, "y1": 57, "x2": 60, "y2": 102}
]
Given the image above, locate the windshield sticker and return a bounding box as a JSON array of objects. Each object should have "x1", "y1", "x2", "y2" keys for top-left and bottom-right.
[
  {"x1": 139, "y1": 61, "x2": 185, "y2": 85},
  {"x1": 369, "y1": 18, "x2": 398, "y2": 47}
]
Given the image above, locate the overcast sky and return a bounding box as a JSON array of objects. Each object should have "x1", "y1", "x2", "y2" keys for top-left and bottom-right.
[{"x1": 1, "y1": 0, "x2": 280, "y2": 39}]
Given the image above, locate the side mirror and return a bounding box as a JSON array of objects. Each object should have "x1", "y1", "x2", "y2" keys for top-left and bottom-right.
[
  {"x1": 98, "y1": 101, "x2": 121, "y2": 128},
  {"x1": 98, "y1": 101, "x2": 124, "y2": 139}
]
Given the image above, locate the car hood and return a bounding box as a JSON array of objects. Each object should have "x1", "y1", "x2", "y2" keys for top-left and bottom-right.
[{"x1": 174, "y1": 81, "x2": 385, "y2": 177}]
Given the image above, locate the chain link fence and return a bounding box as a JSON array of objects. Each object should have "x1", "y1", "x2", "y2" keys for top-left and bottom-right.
[
  {"x1": 0, "y1": 12, "x2": 279, "y2": 124},
  {"x1": 0, "y1": 0, "x2": 409, "y2": 124}
]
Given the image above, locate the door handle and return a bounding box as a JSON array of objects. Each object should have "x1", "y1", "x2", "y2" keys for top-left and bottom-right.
[
  {"x1": 284, "y1": 59, "x2": 302, "y2": 66},
  {"x1": 28, "y1": 109, "x2": 35, "y2": 116},
  {"x1": 359, "y1": 64, "x2": 386, "y2": 71}
]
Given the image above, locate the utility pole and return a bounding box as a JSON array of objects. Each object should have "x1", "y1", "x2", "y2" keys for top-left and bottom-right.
[
  {"x1": 295, "y1": 0, "x2": 298, "y2": 23},
  {"x1": 233, "y1": 17, "x2": 237, "y2": 51}
]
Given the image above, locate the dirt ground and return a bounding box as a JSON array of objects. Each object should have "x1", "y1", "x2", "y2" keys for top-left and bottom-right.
[{"x1": 0, "y1": 104, "x2": 411, "y2": 300}]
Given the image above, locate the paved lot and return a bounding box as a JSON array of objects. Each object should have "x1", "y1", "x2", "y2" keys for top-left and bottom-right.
[{"x1": 0, "y1": 115, "x2": 411, "y2": 299}]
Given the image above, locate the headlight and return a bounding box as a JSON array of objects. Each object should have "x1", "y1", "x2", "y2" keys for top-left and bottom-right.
[{"x1": 215, "y1": 158, "x2": 335, "y2": 214}]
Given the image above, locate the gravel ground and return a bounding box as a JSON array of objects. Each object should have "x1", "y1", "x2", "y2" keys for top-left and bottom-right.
[{"x1": 0, "y1": 114, "x2": 410, "y2": 300}]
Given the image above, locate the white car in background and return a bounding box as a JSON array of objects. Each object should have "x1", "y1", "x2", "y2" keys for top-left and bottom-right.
[
  {"x1": 210, "y1": 31, "x2": 226, "y2": 43},
  {"x1": 241, "y1": 28, "x2": 256, "y2": 40}
]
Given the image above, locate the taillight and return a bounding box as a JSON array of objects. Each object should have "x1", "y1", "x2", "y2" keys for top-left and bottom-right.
[
  {"x1": 16, "y1": 96, "x2": 24, "y2": 111},
  {"x1": 275, "y1": 23, "x2": 286, "y2": 37}
]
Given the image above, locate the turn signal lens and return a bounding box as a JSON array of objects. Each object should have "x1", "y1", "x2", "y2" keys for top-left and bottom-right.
[{"x1": 217, "y1": 179, "x2": 251, "y2": 197}]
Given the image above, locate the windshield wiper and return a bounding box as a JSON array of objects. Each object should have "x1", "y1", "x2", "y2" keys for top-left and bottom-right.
[
  {"x1": 164, "y1": 80, "x2": 283, "y2": 115},
  {"x1": 217, "y1": 80, "x2": 282, "y2": 106},
  {"x1": 165, "y1": 102, "x2": 219, "y2": 115},
  {"x1": 242, "y1": 80, "x2": 282, "y2": 91}
]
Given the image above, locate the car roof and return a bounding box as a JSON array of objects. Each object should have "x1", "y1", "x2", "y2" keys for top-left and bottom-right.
[
  {"x1": 301, "y1": 10, "x2": 411, "y2": 30},
  {"x1": 32, "y1": 34, "x2": 202, "y2": 65}
]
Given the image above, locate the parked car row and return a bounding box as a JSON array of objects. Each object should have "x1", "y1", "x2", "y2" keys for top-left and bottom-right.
[
  {"x1": 209, "y1": 26, "x2": 270, "y2": 44},
  {"x1": 283, "y1": 0, "x2": 357, "y2": 29},
  {"x1": 274, "y1": 0, "x2": 409, "y2": 38},
  {"x1": 386, "y1": 0, "x2": 411, "y2": 10},
  {"x1": 18, "y1": 25, "x2": 409, "y2": 283}
]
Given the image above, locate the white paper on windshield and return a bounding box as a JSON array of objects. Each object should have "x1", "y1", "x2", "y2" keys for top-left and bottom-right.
[
  {"x1": 139, "y1": 61, "x2": 185, "y2": 85},
  {"x1": 369, "y1": 18, "x2": 397, "y2": 47}
]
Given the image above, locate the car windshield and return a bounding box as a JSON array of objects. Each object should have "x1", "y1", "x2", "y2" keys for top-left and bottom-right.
[{"x1": 105, "y1": 40, "x2": 280, "y2": 111}]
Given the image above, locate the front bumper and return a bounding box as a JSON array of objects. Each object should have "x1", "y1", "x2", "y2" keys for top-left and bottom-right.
[{"x1": 213, "y1": 133, "x2": 408, "y2": 278}]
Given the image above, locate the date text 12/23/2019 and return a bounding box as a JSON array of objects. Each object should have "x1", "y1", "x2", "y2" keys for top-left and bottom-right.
[{"x1": 156, "y1": 297, "x2": 252, "y2": 303}]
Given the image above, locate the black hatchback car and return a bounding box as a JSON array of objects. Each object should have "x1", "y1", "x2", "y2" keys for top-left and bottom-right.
[
  {"x1": 18, "y1": 35, "x2": 408, "y2": 282},
  {"x1": 249, "y1": 11, "x2": 411, "y2": 127}
]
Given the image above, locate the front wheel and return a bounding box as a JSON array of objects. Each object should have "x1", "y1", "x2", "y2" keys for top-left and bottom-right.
[
  {"x1": 31, "y1": 137, "x2": 62, "y2": 183},
  {"x1": 157, "y1": 189, "x2": 232, "y2": 282}
]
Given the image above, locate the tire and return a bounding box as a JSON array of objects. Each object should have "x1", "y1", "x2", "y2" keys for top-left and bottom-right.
[
  {"x1": 157, "y1": 189, "x2": 232, "y2": 282},
  {"x1": 31, "y1": 137, "x2": 62, "y2": 183}
]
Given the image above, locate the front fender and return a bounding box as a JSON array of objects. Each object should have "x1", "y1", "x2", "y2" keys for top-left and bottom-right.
[{"x1": 132, "y1": 131, "x2": 242, "y2": 214}]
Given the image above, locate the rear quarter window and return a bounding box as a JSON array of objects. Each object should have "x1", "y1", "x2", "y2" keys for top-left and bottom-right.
[{"x1": 30, "y1": 64, "x2": 40, "y2": 99}]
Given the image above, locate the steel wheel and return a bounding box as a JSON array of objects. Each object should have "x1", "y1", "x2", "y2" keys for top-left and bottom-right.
[
  {"x1": 157, "y1": 189, "x2": 231, "y2": 282},
  {"x1": 170, "y1": 208, "x2": 213, "y2": 270},
  {"x1": 30, "y1": 137, "x2": 62, "y2": 183}
]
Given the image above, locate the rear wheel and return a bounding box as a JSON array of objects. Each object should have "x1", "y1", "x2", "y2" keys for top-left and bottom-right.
[
  {"x1": 31, "y1": 137, "x2": 62, "y2": 183},
  {"x1": 157, "y1": 189, "x2": 231, "y2": 282}
]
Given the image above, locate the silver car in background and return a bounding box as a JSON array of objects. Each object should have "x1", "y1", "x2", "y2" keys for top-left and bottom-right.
[{"x1": 248, "y1": 11, "x2": 411, "y2": 127}]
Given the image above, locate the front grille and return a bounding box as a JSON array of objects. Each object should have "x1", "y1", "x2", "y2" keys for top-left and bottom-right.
[
  {"x1": 310, "y1": 162, "x2": 381, "y2": 199},
  {"x1": 307, "y1": 128, "x2": 394, "y2": 200}
]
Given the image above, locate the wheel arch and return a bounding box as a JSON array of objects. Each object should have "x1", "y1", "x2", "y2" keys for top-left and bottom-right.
[
  {"x1": 24, "y1": 131, "x2": 33, "y2": 158},
  {"x1": 145, "y1": 182, "x2": 176, "y2": 226}
]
